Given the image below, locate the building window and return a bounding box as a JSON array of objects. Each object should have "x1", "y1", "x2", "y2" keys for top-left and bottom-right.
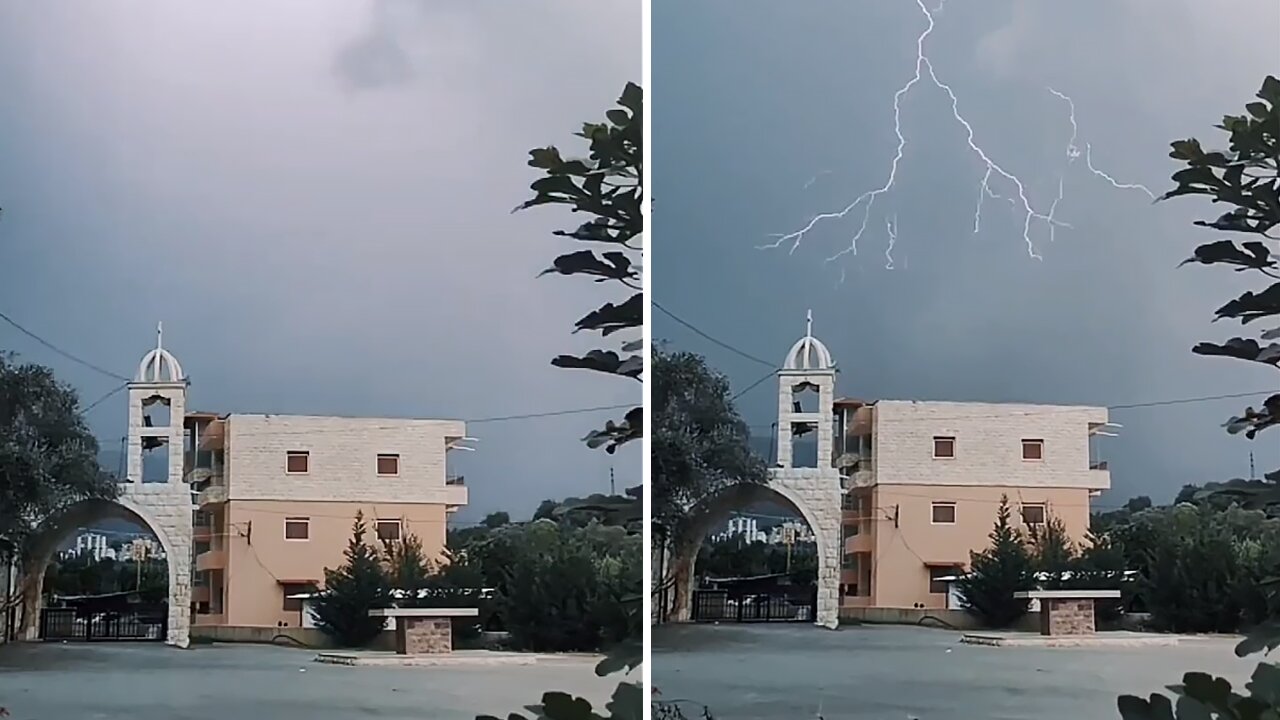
[
  {"x1": 842, "y1": 553, "x2": 855, "y2": 570},
  {"x1": 286, "y1": 451, "x2": 309, "y2": 474},
  {"x1": 194, "y1": 541, "x2": 211, "y2": 556},
  {"x1": 284, "y1": 517, "x2": 310, "y2": 540},
  {"x1": 376, "y1": 519, "x2": 402, "y2": 543},
  {"x1": 843, "y1": 522, "x2": 859, "y2": 539},
  {"x1": 933, "y1": 436, "x2": 956, "y2": 459},
  {"x1": 931, "y1": 502, "x2": 957, "y2": 524},
  {"x1": 1022, "y1": 438, "x2": 1044, "y2": 461},
  {"x1": 196, "y1": 601, "x2": 211, "y2": 614},
  {"x1": 282, "y1": 583, "x2": 316, "y2": 612},
  {"x1": 842, "y1": 493, "x2": 856, "y2": 511},
  {"x1": 1021, "y1": 504, "x2": 1046, "y2": 526},
  {"x1": 376, "y1": 453, "x2": 400, "y2": 475},
  {"x1": 929, "y1": 566, "x2": 960, "y2": 594}
]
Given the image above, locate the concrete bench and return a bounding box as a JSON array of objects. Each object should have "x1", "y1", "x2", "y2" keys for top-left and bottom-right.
[
  {"x1": 367, "y1": 607, "x2": 479, "y2": 655},
  {"x1": 1013, "y1": 590, "x2": 1120, "y2": 637}
]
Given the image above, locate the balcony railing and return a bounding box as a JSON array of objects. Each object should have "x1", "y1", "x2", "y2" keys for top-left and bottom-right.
[
  {"x1": 1090, "y1": 460, "x2": 1109, "y2": 471},
  {"x1": 446, "y1": 475, "x2": 465, "y2": 486}
]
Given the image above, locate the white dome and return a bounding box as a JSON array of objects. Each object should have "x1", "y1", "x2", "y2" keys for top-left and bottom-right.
[
  {"x1": 135, "y1": 322, "x2": 185, "y2": 383},
  {"x1": 783, "y1": 310, "x2": 835, "y2": 370}
]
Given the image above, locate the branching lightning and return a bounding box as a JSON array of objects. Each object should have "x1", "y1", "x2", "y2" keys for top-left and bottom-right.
[{"x1": 766, "y1": 0, "x2": 1156, "y2": 273}]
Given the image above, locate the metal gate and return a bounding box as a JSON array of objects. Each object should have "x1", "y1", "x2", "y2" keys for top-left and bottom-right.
[
  {"x1": 39, "y1": 607, "x2": 167, "y2": 642},
  {"x1": 691, "y1": 588, "x2": 816, "y2": 623}
]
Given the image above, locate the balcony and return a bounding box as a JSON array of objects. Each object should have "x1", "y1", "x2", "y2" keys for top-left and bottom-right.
[
  {"x1": 198, "y1": 479, "x2": 227, "y2": 507},
  {"x1": 196, "y1": 547, "x2": 227, "y2": 572},
  {"x1": 1087, "y1": 458, "x2": 1112, "y2": 491},
  {"x1": 191, "y1": 585, "x2": 211, "y2": 604},
  {"x1": 193, "y1": 524, "x2": 212, "y2": 542}
]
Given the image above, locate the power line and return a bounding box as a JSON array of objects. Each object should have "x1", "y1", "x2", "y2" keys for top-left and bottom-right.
[
  {"x1": 654, "y1": 302, "x2": 776, "y2": 368},
  {"x1": 83, "y1": 383, "x2": 129, "y2": 414},
  {"x1": 0, "y1": 310, "x2": 130, "y2": 382}
]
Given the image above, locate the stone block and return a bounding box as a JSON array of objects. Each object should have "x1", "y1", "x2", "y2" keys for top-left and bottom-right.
[{"x1": 397, "y1": 617, "x2": 453, "y2": 654}]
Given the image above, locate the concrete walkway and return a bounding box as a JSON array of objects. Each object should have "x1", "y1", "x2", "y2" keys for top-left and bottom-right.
[{"x1": 315, "y1": 649, "x2": 604, "y2": 667}]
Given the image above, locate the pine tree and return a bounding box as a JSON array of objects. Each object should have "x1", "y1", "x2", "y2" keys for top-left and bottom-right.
[
  {"x1": 956, "y1": 495, "x2": 1034, "y2": 628},
  {"x1": 1028, "y1": 511, "x2": 1076, "y2": 589},
  {"x1": 311, "y1": 511, "x2": 391, "y2": 647},
  {"x1": 383, "y1": 529, "x2": 432, "y2": 598}
]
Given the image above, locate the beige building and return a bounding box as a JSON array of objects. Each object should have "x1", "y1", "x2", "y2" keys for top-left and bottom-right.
[
  {"x1": 186, "y1": 413, "x2": 469, "y2": 629},
  {"x1": 834, "y1": 398, "x2": 1111, "y2": 611},
  {"x1": 666, "y1": 313, "x2": 1114, "y2": 628}
]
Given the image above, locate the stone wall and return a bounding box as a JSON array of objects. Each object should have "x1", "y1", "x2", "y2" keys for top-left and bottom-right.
[
  {"x1": 1042, "y1": 598, "x2": 1096, "y2": 636},
  {"x1": 399, "y1": 617, "x2": 453, "y2": 654},
  {"x1": 224, "y1": 415, "x2": 467, "y2": 504}
]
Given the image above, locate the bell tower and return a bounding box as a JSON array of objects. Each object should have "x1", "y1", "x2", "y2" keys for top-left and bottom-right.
[
  {"x1": 776, "y1": 310, "x2": 837, "y2": 469},
  {"x1": 126, "y1": 322, "x2": 188, "y2": 485}
]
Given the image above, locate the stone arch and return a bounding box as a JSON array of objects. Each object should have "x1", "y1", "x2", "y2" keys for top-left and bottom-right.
[
  {"x1": 19, "y1": 488, "x2": 191, "y2": 647},
  {"x1": 666, "y1": 475, "x2": 840, "y2": 628}
]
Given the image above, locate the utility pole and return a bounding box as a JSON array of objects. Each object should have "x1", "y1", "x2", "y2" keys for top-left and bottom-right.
[
  {"x1": 783, "y1": 526, "x2": 795, "y2": 574},
  {"x1": 609, "y1": 467, "x2": 616, "y2": 496},
  {"x1": 1250, "y1": 452, "x2": 1256, "y2": 480}
]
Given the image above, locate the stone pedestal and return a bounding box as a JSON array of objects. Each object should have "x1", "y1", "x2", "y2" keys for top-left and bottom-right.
[
  {"x1": 397, "y1": 617, "x2": 452, "y2": 655},
  {"x1": 1014, "y1": 590, "x2": 1118, "y2": 637},
  {"x1": 370, "y1": 608, "x2": 476, "y2": 655},
  {"x1": 1040, "y1": 598, "x2": 1096, "y2": 636}
]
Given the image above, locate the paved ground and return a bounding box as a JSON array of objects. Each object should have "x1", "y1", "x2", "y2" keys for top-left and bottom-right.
[
  {"x1": 653, "y1": 624, "x2": 1258, "y2": 720},
  {"x1": 0, "y1": 642, "x2": 620, "y2": 719}
]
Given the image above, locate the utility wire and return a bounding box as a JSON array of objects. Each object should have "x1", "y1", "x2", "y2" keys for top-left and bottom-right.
[
  {"x1": 1, "y1": 311, "x2": 635, "y2": 432},
  {"x1": 654, "y1": 302, "x2": 776, "y2": 368},
  {"x1": 0, "y1": 310, "x2": 131, "y2": 382}
]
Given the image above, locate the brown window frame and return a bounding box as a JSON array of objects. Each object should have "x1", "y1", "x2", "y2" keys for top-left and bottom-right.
[
  {"x1": 932, "y1": 436, "x2": 956, "y2": 459},
  {"x1": 285, "y1": 451, "x2": 310, "y2": 474},
  {"x1": 931, "y1": 502, "x2": 957, "y2": 525},
  {"x1": 1021, "y1": 504, "x2": 1047, "y2": 526},
  {"x1": 1022, "y1": 438, "x2": 1044, "y2": 461},
  {"x1": 376, "y1": 453, "x2": 400, "y2": 476},
  {"x1": 281, "y1": 582, "x2": 316, "y2": 612},
  {"x1": 284, "y1": 517, "x2": 310, "y2": 541},
  {"x1": 929, "y1": 565, "x2": 961, "y2": 594},
  {"x1": 375, "y1": 519, "x2": 402, "y2": 543}
]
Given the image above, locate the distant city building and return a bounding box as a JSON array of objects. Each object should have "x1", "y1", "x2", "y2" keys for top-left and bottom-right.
[{"x1": 712, "y1": 516, "x2": 767, "y2": 544}]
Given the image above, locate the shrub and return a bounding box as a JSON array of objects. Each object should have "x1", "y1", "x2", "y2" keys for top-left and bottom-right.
[
  {"x1": 310, "y1": 512, "x2": 391, "y2": 647},
  {"x1": 956, "y1": 495, "x2": 1034, "y2": 628}
]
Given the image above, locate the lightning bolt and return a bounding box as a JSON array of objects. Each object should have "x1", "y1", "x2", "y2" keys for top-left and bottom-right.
[
  {"x1": 1049, "y1": 87, "x2": 1157, "y2": 200},
  {"x1": 769, "y1": 0, "x2": 1152, "y2": 272}
]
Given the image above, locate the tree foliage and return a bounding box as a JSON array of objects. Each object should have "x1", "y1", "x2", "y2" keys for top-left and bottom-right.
[
  {"x1": 310, "y1": 512, "x2": 391, "y2": 647},
  {"x1": 518, "y1": 81, "x2": 643, "y2": 456},
  {"x1": 1115, "y1": 75, "x2": 1280, "y2": 719},
  {"x1": 0, "y1": 353, "x2": 117, "y2": 561},
  {"x1": 479, "y1": 84, "x2": 644, "y2": 720},
  {"x1": 652, "y1": 349, "x2": 769, "y2": 537},
  {"x1": 1166, "y1": 75, "x2": 1280, "y2": 510},
  {"x1": 697, "y1": 534, "x2": 818, "y2": 586},
  {"x1": 955, "y1": 496, "x2": 1034, "y2": 628}
]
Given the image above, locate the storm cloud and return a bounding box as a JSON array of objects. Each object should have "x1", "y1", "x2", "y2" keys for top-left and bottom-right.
[
  {"x1": 652, "y1": 0, "x2": 1279, "y2": 505},
  {"x1": 0, "y1": 0, "x2": 642, "y2": 521}
]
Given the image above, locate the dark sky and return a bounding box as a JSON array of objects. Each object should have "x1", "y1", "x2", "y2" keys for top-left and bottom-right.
[
  {"x1": 653, "y1": 0, "x2": 1280, "y2": 506},
  {"x1": 0, "y1": 1, "x2": 641, "y2": 523}
]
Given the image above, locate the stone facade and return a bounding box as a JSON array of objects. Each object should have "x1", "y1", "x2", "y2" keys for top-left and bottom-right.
[
  {"x1": 398, "y1": 617, "x2": 453, "y2": 654},
  {"x1": 1040, "y1": 598, "x2": 1097, "y2": 636},
  {"x1": 122, "y1": 328, "x2": 192, "y2": 648},
  {"x1": 872, "y1": 401, "x2": 1111, "y2": 491},
  {"x1": 222, "y1": 415, "x2": 467, "y2": 505},
  {"x1": 769, "y1": 468, "x2": 842, "y2": 628}
]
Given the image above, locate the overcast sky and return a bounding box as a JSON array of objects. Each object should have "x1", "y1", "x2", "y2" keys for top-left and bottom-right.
[
  {"x1": 653, "y1": 0, "x2": 1279, "y2": 507},
  {"x1": 0, "y1": 0, "x2": 641, "y2": 523}
]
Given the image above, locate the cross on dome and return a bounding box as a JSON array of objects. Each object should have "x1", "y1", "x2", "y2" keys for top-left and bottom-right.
[
  {"x1": 783, "y1": 308, "x2": 834, "y2": 371},
  {"x1": 135, "y1": 321, "x2": 185, "y2": 383}
]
